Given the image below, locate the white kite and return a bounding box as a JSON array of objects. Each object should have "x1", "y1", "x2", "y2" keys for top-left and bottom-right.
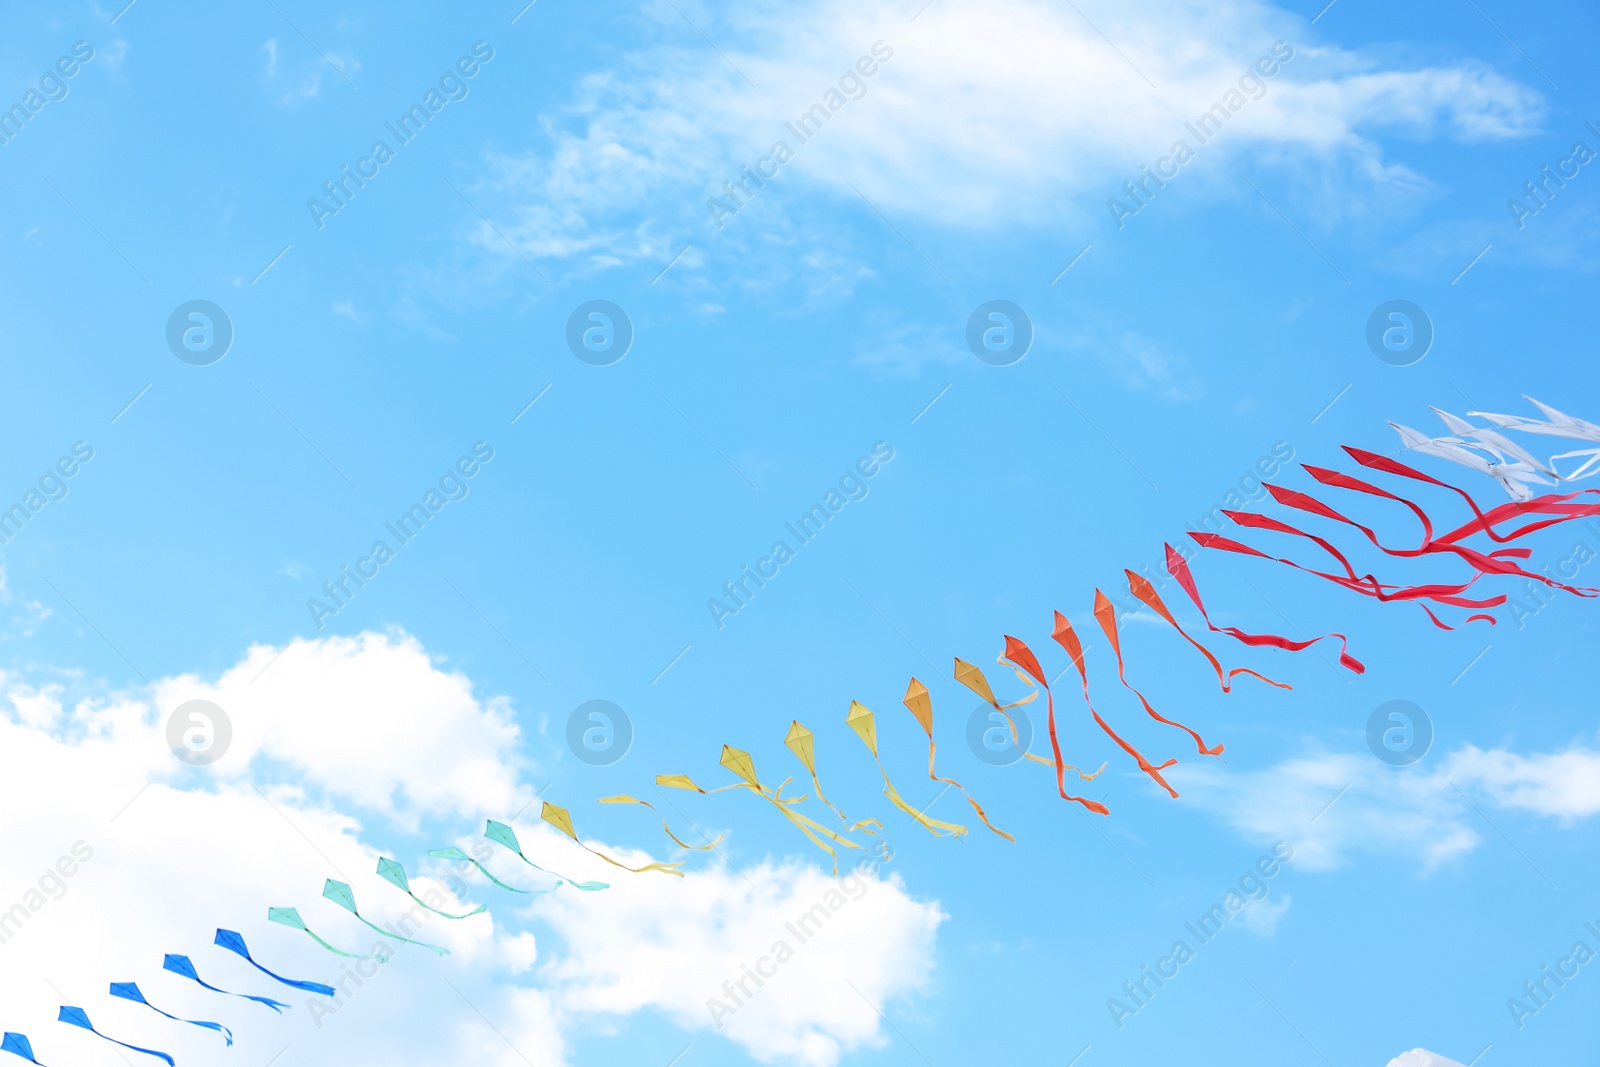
[
  {"x1": 1470, "y1": 395, "x2": 1600, "y2": 481},
  {"x1": 1389, "y1": 408, "x2": 1556, "y2": 501}
]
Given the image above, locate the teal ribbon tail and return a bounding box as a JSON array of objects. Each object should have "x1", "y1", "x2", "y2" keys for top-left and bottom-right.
[
  {"x1": 376, "y1": 857, "x2": 487, "y2": 918},
  {"x1": 484, "y1": 820, "x2": 609, "y2": 892},
  {"x1": 409, "y1": 890, "x2": 487, "y2": 919},
  {"x1": 323, "y1": 880, "x2": 450, "y2": 956},
  {"x1": 269, "y1": 907, "x2": 380, "y2": 959},
  {"x1": 428, "y1": 847, "x2": 546, "y2": 895}
]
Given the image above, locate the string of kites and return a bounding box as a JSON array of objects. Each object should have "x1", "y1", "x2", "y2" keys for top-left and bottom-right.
[{"x1": 5, "y1": 395, "x2": 1595, "y2": 1066}]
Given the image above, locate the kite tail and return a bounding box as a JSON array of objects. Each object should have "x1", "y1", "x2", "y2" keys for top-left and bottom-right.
[
  {"x1": 541, "y1": 802, "x2": 685, "y2": 876},
  {"x1": 902, "y1": 678, "x2": 1014, "y2": 841},
  {"x1": 598, "y1": 795, "x2": 727, "y2": 851},
  {"x1": 1093, "y1": 589, "x2": 1223, "y2": 756},
  {"x1": 1164, "y1": 543, "x2": 1364, "y2": 673},
  {"x1": 998, "y1": 637, "x2": 1106, "y2": 814},
  {"x1": 57, "y1": 1008, "x2": 173, "y2": 1067},
  {"x1": 1271, "y1": 476, "x2": 1600, "y2": 598},
  {"x1": 1052, "y1": 612, "x2": 1173, "y2": 803},
  {"x1": 1123, "y1": 568, "x2": 1288, "y2": 692}
]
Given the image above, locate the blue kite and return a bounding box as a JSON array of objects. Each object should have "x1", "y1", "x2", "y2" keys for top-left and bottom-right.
[
  {"x1": 214, "y1": 928, "x2": 335, "y2": 996},
  {"x1": 58, "y1": 1007, "x2": 174, "y2": 1066},
  {"x1": 110, "y1": 982, "x2": 233, "y2": 1045},
  {"x1": 163, "y1": 953, "x2": 288, "y2": 1012},
  {"x1": 1, "y1": 1033, "x2": 45, "y2": 1066}
]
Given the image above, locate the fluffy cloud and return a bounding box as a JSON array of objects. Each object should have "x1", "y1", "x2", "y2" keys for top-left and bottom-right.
[
  {"x1": 153, "y1": 631, "x2": 529, "y2": 824},
  {"x1": 535, "y1": 852, "x2": 943, "y2": 1066},
  {"x1": 0, "y1": 631, "x2": 942, "y2": 1067},
  {"x1": 469, "y1": 0, "x2": 1542, "y2": 276},
  {"x1": 1177, "y1": 734, "x2": 1600, "y2": 871},
  {"x1": 1442, "y1": 741, "x2": 1600, "y2": 820}
]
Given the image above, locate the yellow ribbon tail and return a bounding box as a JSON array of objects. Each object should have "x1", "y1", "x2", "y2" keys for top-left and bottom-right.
[
  {"x1": 721, "y1": 748, "x2": 862, "y2": 876},
  {"x1": 584, "y1": 849, "x2": 686, "y2": 876},
  {"x1": 881, "y1": 773, "x2": 967, "y2": 838},
  {"x1": 598, "y1": 795, "x2": 724, "y2": 852},
  {"x1": 914, "y1": 686, "x2": 1011, "y2": 842},
  {"x1": 542, "y1": 801, "x2": 684, "y2": 877},
  {"x1": 766, "y1": 792, "x2": 857, "y2": 875}
]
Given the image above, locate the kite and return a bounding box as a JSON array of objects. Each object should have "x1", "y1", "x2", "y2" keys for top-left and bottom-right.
[
  {"x1": 163, "y1": 953, "x2": 288, "y2": 1012},
  {"x1": 1093, "y1": 589, "x2": 1224, "y2": 756},
  {"x1": 540, "y1": 802, "x2": 684, "y2": 876},
  {"x1": 846, "y1": 700, "x2": 968, "y2": 839},
  {"x1": 57, "y1": 1007, "x2": 173, "y2": 1066},
  {"x1": 1163, "y1": 542, "x2": 1365, "y2": 673},
  {"x1": 484, "y1": 819, "x2": 610, "y2": 890},
  {"x1": 215, "y1": 928, "x2": 337, "y2": 995},
  {"x1": 953, "y1": 656, "x2": 1045, "y2": 766},
  {"x1": 955, "y1": 654, "x2": 1097, "y2": 782},
  {"x1": 376, "y1": 858, "x2": 487, "y2": 919},
  {"x1": 109, "y1": 982, "x2": 234, "y2": 1045},
  {"x1": 659, "y1": 748, "x2": 865, "y2": 874},
  {"x1": 782, "y1": 720, "x2": 882, "y2": 834},
  {"x1": 427, "y1": 846, "x2": 544, "y2": 894},
  {"x1": 1471, "y1": 396, "x2": 1600, "y2": 481},
  {"x1": 268, "y1": 906, "x2": 382, "y2": 958},
  {"x1": 597, "y1": 794, "x2": 727, "y2": 851},
  {"x1": 1122, "y1": 569, "x2": 1288, "y2": 692},
  {"x1": 1, "y1": 1034, "x2": 45, "y2": 1066},
  {"x1": 322, "y1": 879, "x2": 449, "y2": 955},
  {"x1": 1391, "y1": 417, "x2": 1553, "y2": 501},
  {"x1": 899, "y1": 679, "x2": 1012, "y2": 840},
  {"x1": 1052, "y1": 610, "x2": 1175, "y2": 803},
  {"x1": 995, "y1": 638, "x2": 1107, "y2": 815},
  {"x1": 1389, "y1": 398, "x2": 1600, "y2": 499}
]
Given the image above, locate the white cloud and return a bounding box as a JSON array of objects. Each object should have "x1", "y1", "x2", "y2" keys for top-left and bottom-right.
[
  {"x1": 0, "y1": 631, "x2": 942, "y2": 1067},
  {"x1": 1179, "y1": 733, "x2": 1600, "y2": 872},
  {"x1": 534, "y1": 853, "x2": 943, "y2": 1067},
  {"x1": 1176, "y1": 749, "x2": 1479, "y2": 872},
  {"x1": 154, "y1": 631, "x2": 529, "y2": 825},
  {"x1": 470, "y1": 0, "x2": 1542, "y2": 276},
  {"x1": 1443, "y1": 741, "x2": 1600, "y2": 820}
]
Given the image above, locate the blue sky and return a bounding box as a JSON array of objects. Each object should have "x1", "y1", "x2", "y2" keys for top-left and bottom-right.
[{"x1": 1, "y1": 1, "x2": 1599, "y2": 1065}]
